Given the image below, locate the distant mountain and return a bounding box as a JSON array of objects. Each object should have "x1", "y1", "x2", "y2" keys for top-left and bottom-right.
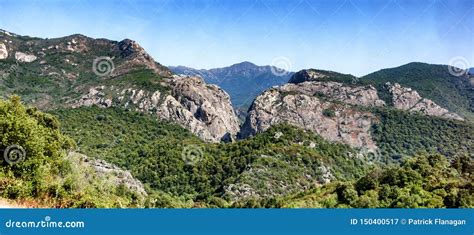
[
  {"x1": 170, "y1": 62, "x2": 294, "y2": 119},
  {"x1": 361, "y1": 62, "x2": 474, "y2": 122},
  {"x1": 470, "y1": 68, "x2": 474, "y2": 75}
]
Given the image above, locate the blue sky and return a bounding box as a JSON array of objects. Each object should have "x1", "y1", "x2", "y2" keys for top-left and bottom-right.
[{"x1": 0, "y1": 0, "x2": 472, "y2": 76}]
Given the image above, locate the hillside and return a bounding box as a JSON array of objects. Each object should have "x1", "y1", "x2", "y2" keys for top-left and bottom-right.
[
  {"x1": 170, "y1": 62, "x2": 293, "y2": 120},
  {"x1": 0, "y1": 29, "x2": 240, "y2": 142},
  {"x1": 0, "y1": 97, "x2": 145, "y2": 208},
  {"x1": 52, "y1": 106, "x2": 370, "y2": 206},
  {"x1": 274, "y1": 154, "x2": 473, "y2": 208},
  {"x1": 361, "y1": 62, "x2": 474, "y2": 122},
  {"x1": 1, "y1": 29, "x2": 473, "y2": 208}
]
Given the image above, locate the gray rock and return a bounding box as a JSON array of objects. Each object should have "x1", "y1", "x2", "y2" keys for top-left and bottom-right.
[
  {"x1": 67, "y1": 152, "x2": 147, "y2": 197},
  {"x1": 71, "y1": 75, "x2": 240, "y2": 142},
  {"x1": 14, "y1": 52, "x2": 37, "y2": 63},
  {"x1": 240, "y1": 81, "x2": 382, "y2": 151},
  {"x1": 0, "y1": 43, "x2": 7, "y2": 59}
]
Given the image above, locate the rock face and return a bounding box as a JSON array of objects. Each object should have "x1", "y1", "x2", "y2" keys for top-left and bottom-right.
[
  {"x1": 0, "y1": 30, "x2": 238, "y2": 142},
  {"x1": 170, "y1": 62, "x2": 293, "y2": 115},
  {"x1": 167, "y1": 75, "x2": 240, "y2": 141},
  {"x1": 241, "y1": 69, "x2": 465, "y2": 151},
  {"x1": 386, "y1": 82, "x2": 464, "y2": 120},
  {"x1": 0, "y1": 43, "x2": 7, "y2": 59},
  {"x1": 71, "y1": 75, "x2": 240, "y2": 142},
  {"x1": 288, "y1": 69, "x2": 357, "y2": 84},
  {"x1": 14, "y1": 52, "x2": 37, "y2": 62},
  {"x1": 112, "y1": 39, "x2": 171, "y2": 77},
  {"x1": 240, "y1": 81, "x2": 384, "y2": 150}
]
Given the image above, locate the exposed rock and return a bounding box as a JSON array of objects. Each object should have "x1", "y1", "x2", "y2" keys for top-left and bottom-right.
[
  {"x1": 280, "y1": 81, "x2": 385, "y2": 107},
  {"x1": 112, "y1": 39, "x2": 171, "y2": 77},
  {"x1": 318, "y1": 165, "x2": 334, "y2": 184},
  {"x1": 15, "y1": 52, "x2": 37, "y2": 63},
  {"x1": 386, "y1": 82, "x2": 464, "y2": 120},
  {"x1": 167, "y1": 75, "x2": 240, "y2": 141},
  {"x1": 288, "y1": 69, "x2": 331, "y2": 83},
  {"x1": 224, "y1": 183, "x2": 259, "y2": 201},
  {"x1": 288, "y1": 69, "x2": 357, "y2": 84},
  {"x1": 240, "y1": 81, "x2": 383, "y2": 151},
  {"x1": 71, "y1": 76, "x2": 240, "y2": 142},
  {"x1": 0, "y1": 43, "x2": 7, "y2": 59}
]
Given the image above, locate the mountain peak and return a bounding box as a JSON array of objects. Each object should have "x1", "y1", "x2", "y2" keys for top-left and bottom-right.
[
  {"x1": 228, "y1": 61, "x2": 258, "y2": 69},
  {"x1": 288, "y1": 69, "x2": 356, "y2": 84}
]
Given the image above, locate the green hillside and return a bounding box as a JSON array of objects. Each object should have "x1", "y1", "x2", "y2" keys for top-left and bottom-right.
[
  {"x1": 277, "y1": 153, "x2": 473, "y2": 208},
  {"x1": 361, "y1": 62, "x2": 474, "y2": 121},
  {"x1": 52, "y1": 106, "x2": 370, "y2": 207}
]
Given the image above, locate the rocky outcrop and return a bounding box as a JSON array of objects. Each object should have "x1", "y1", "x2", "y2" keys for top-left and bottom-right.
[
  {"x1": 71, "y1": 75, "x2": 240, "y2": 142},
  {"x1": 14, "y1": 52, "x2": 37, "y2": 62},
  {"x1": 288, "y1": 69, "x2": 332, "y2": 83},
  {"x1": 279, "y1": 81, "x2": 385, "y2": 107},
  {"x1": 66, "y1": 152, "x2": 148, "y2": 198},
  {"x1": 240, "y1": 81, "x2": 384, "y2": 150},
  {"x1": 112, "y1": 39, "x2": 171, "y2": 77},
  {"x1": 68, "y1": 152, "x2": 147, "y2": 197},
  {"x1": 288, "y1": 69, "x2": 357, "y2": 84},
  {"x1": 386, "y1": 82, "x2": 464, "y2": 120},
  {"x1": 0, "y1": 43, "x2": 7, "y2": 59}
]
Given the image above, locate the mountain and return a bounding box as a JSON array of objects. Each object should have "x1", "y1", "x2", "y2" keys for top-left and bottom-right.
[
  {"x1": 0, "y1": 29, "x2": 239, "y2": 142},
  {"x1": 241, "y1": 68, "x2": 472, "y2": 161},
  {"x1": 470, "y1": 68, "x2": 474, "y2": 75},
  {"x1": 170, "y1": 62, "x2": 293, "y2": 119},
  {"x1": 1, "y1": 29, "x2": 473, "y2": 208}
]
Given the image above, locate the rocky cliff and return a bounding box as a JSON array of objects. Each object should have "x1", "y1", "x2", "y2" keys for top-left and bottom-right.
[
  {"x1": 71, "y1": 75, "x2": 239, "y2": 142},
  {"x1": 0, "y1": 29, "x2": 239, "y2": 142},
  {"x1": 240, "y1": 80, "x2": 384, "y2": 150}
]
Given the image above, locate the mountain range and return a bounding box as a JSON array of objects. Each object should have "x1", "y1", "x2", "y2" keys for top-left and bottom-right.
[{"x1": 0, "y1": 29, "x2": 472, "y2": 208}]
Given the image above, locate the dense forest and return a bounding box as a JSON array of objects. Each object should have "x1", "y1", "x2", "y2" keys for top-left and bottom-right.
[{"x1": 0, "y1": 96, "x2": 142, "y2": 207}]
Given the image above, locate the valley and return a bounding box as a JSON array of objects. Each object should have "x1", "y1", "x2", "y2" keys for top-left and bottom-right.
[{"x1": 0, "y1": 29, "x2": 472, "y2": 208}]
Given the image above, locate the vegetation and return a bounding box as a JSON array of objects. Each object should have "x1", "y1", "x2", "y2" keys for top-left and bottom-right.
[
  {"x1": 371, "y1": 108, "x2": 473, "y2": 162},
  {"x1": 361, "y1": 62, "x2": 474, "y2": 121},
  {"x1": 0, "y1": 97, "x2": 145, "y2": 208},
  {"x1": 1, "y1": 97, "x2": 472, "y2": 208},
  {"x1": 52, "y1": 106, "x2": 369, "y2": 207},
  {"x1": 277, "y1": 154, "x2": 473, "y2": 208}
]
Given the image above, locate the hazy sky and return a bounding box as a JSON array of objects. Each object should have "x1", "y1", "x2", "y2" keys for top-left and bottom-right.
[{"x1": 0, "y1": 0, "x2": 473, "y2": 76}]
